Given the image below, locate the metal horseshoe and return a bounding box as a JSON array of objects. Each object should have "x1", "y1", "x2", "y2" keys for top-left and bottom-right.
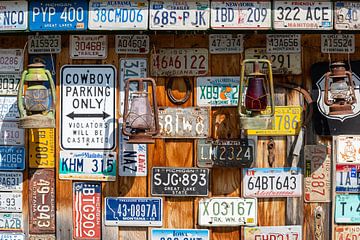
[{"x1": 166, "y1": 77, "x2": 192, "y2": 105}]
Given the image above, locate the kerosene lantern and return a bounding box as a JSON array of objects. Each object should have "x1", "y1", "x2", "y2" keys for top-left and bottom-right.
[
  {"x1": 238, "y1": 59, "x2": 275, "y2": 129},
  {"x1": 324, "y1": 62, "x2": 356, "y2": 115},
  {"x1": 17, "y1": 63, "x2": 56, "y2": 128},
  {"x1": 122, "y1": 78, "x2": 159, "y2": 143}
]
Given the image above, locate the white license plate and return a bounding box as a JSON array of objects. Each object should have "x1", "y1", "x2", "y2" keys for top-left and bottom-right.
[
  {"x1": 0, "y1": 73, "x2": 20, "y2": 96},
  {"x1": 152, "y1": 229, "x2": 209, "y2": 240},
  {"x1": 335, "y1": 2, "x2": 360, "y2": 30},
  {"x1": 0, "y1": 49, "x2": 23, "y2": 72},
  {"x1": 321, "y1": 34, "x2": 355, "y2": 53},
  {"x1": 210, "y1": 1, "x2": 271, "y2": 29},
  {"x1": 209, "y1": 34, "x2": 243, "y2": 54},
  {"x1": 115, "y1": 35, "x2": 149, "y2": 54},
  {"x1": 0, "y1": 213, "x2": 22, "y2": 231},
  {"x1": 245, "y1": 48, "x2": 302, "y2": 75},
  {"x1": 0, "y1": 233, "x2": 24, "y2": 240},
  {"x1": 0, "y1": 96, "x2": 19, "y2": 121},
  {"x1": 266, "y1": 34, "x2": 301, "y2": 53},
  {"x1": 151, "y1": 48, "x2": 208, "y2": 76},
  {"x1": 336, "y1": 165, "x2": 360, "y2": 193},
  {"x1": 70, "y1": 35, "x2": 107, "y2": 59},
  {"x1": 243, "y1": 168, "x2": 302, "y2": 198},
  {"x1": 244, "y1": 226, "x2": 302, "y2": 239},
  {"x1": 274, "y1": 1, "x2": 333, "y2": 30},
  {"x1": 0, "y1": 122, "x2": 24, "y2": 146},
  {"x1": 0, "y1": 1, "x2": 27, "y2": 31},
  {"x1": 336, "y1": 136, "x2": 360, "y2": 164},
  {"x1": 150, "y1": 1, "x2": 209, "y2": 30},
  {"x1": 89, "y1": 0, "x2": 149, "y2": 30},
  {"x1": 28, "y1": 35, "x2": 61, "y2": 54},
  {"x1": 0, "y1": 172, "x2": 22, "y2": 192},
  {"x1": 0, "y1": 192, "x2": 22, "y2": 212},
  {"x1": 198, "y1": 197, "x2": 257, "y2": 226}
]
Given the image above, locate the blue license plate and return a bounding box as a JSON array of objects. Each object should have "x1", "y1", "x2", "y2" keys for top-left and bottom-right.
[
  {"x1": 151, "y1": 229, "x2": 209, "y2": 240},
  {"x1": 335, "y1": 194, "x2": 360, "y2": 223},
  {"x1": 29, "y1": 0, "x2": 88, "y2": 31},
  {"x1": 0, "y1": 146, "x2": 25, "y2": 170},
  {"x1": 105, "y1": 197, "x2": 162, "y2": 226}
]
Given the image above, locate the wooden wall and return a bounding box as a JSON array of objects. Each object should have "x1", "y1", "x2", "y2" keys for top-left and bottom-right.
[{"x1": 2, "y1": 33, "x2": 354, "y2": 239}]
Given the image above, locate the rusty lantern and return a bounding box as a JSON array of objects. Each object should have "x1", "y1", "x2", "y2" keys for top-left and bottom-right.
[
  {"x1": 122, "y1": 78, "x2": 159, "y2": 143},
  {"x1": 238, "y1": 59, "x2": 275, "y2": 130},
  {"x1": 324, "y1": 62, "x2": 356, "y2": 115}
]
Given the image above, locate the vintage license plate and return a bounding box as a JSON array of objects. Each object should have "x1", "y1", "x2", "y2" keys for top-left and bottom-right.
[
  {"x1": 304, "y1": 145, "x2": 331, "y2": 202},
  {"x1": 0, "y1": 192, "x2": 22, "y2": 212},
  {"x1": 336, "y1": 136, "x2": 360, "y2": 164},
  {"x1": 273, "y1": 1, "x2": 333, "y2": 30},
  {"x1": 210, "y1": 1, "x2": 271, "y2": 29},
  {"x1": 89, "y1": 0, "x2": 148, "y2": 30},
  {"x1": 336, "y1": 165, "x2": 360, "y2": 193},
  {"x1": 105, "y1": 197, "x2": 162, "y2": 226},
  {"x1": 29, "y1": 0, "x2": 88, "y2": 31},
  {"x1": 266, "y1": 34, "x2": 301, "y2": 53},
  {"x1": 151, "y1": 229, "x2": 209, "y2": 240},
  {"x1": 0, "y1": 122, "x2": 24, "y2": 146},
  {"x1": 116, "y1": 35, "x2": 149, "y2": 54},
  {"x1": 247, "y1": 106, "x2": 302, "y2": 136},
  {"x1": 150, "y1": 1, "x2": 209, "y2": 30},
  {"x1": 335, "y1": 226, "x2": 360, "y2": 240},
  {"x1": 209, "y1": 34, "x2": 243, "y2": 54},
  {"x1": 151, "y1": 167, "x2": 209, "y2": 196},
  {"x1": 0, "y1": 146, "x2": 25, "y2": 170},
  {"x1": 0, "y1": 233, "x2": 24, "y2": 240},
  {"x1": 0, "y1": 96, "x2": 19, "y2": 121},
  {"x1": 151, "y1": 48, "x2": 208, "y2": 76},
  {"x1": 28, "y1": 35, "x2": 61, "y2": 54},
  {"x1": 0, "y1": 73, "x2": 20, "y2": 96},
  {"x1": 335, "y1": 194, "x2": 360, "y2": 223},
  {"x1": 245, "y1": 48, "x2": 301, "y2": 75},
  {"x1": 0, "y1": 172, "x2": 22, "y2": 192},
  {"x1": 243, "y1": 167, "x2": 302, "y2": 198},
  {"x1": 59, "y1": 151, "x2": 116, "y2": 181},
  {"x1": 197, "y1": 139, "x2": 255, "y2": 168},
  {"x1": 73, "y1": 182, "x2": 101, "y2": 240},
  {"x1": 0, "y1": 1, "x2": 27, "y2": 31},
  {"x1": 245, "y1": 226, "x2": 302, "y2": 239},
  {"x1": 29, "y1": 169, "x2": 55, "y2": 234},
  {"x1": 29, "y1": 129, "x2": 55, "y2": 168},
  {"x1": 157, "y1": 107, "x2": 210, "y2": 138},
  {"x1": 198, "y1": 197, "x2": 257, "y2": 226},
  {"x1": 0, "y1": 49, "x2": 22, "y2": 72},
  {"x1": 0, "y1": 213, "x2": 22, "y2": 231},
  {"x1": 335, "y1": 2, "x2": 360, "y2": 30},
  {"x1": 70, "y1": 35, "x2": 107, "y2": 59},
  {"x1": 29, "y1": 235, "x2": 56, "y2": 240},
  {"x1": 321, "y1": 34, "x2": 355, "y2": 53},
  {"x1": 196, "y1": 76, "x2": 239, "y2": 106}
]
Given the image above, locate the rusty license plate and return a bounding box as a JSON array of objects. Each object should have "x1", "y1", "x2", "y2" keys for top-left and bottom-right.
[
  {"x1": 29, "y1": 129, "x2": 55, "y2": 168},
  {"x1": 73, "y1": 182, "x2": 101, "y2": 239},
  {"x1": 336, "y1": 136, "x2": 360, "y2": 164},
  {"x1": 335, "y1": 226, "x2": 360, "y2": 240},
  {"x1": 29, "y1": 169, "x2": 55, "y2": 234},
  {"x1": 157, "y1": 107, "x2": 210, "y2": 138},
  {"x1": 304, "y1": 145, "x2": 331, "y2": 202}
]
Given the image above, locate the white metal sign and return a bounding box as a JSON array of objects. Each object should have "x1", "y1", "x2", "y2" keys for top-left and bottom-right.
[
  {"x1": 273, "y1": 1, "x2": 333, "y2": 30},
  {"x1": 0, "y1": 96, "x2": 19, "y2": 121},
  {"x1": 244, "y1": 226, "x2": 302, "y2": 239},
  {"x1": 266, "y1": 34, "x2": 301, "y2": 53},
  {"x1": 0, "y1": 192, "x2": 22, "y2": 212},
  {"x1": 198, "y1": 197, "x2": 257, "y2": 226},
  {"x1": 0, "y1": 49, "x2": 23, "y2": 72},
  {"x1": 60, "y1": 65, "x2": 116, "y2": 150},
  {"x1": 335, "y1": 2, "x2": 360, "y2": 30},
  {"x1": 0, "y1": 1, "x2": 28, "y2": 31},
  {"x1": 150, "y1": 1, "x2": 210, "y2": 30},
  {"x1": 151, "y1": 48, "x2": 208, "y2": 76},
  {"x1": 209, "y1": 34, "x2": 243, "y2": 54},
  {"x1": 89, "y1": 0, "x2": 149, "y2": 30},
  {"x1": 28, "y1": 35, "x2": 61, "y2": 54},
  {"x1": 70, "y1": 35, "x2": 107, "y2": 59},
  {"x1": 115, "y1": 35, "x2": 149, "y2": 54},
  {"x1": 0, "y1": 172, "x2": 22, "y2": 192},
  {"x1": 210, "y1": 1, "x2": 271, "y2": 29},
  {"x1": 321, "y1": 34, "x2": 355, "y2": 53},
  {"x1": 336, "y1": 136, "x2": 360, "y2": 164},
  {"x1": 0, "y1": 73, "x2": 20, "y2": 96},
  {"x1": 0, "y1": 121, "x2": 24, "y2": 146}
]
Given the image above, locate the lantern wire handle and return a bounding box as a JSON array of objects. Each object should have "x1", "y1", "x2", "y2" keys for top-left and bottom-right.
[
  {"x1": 347, "y1": 52, "x2": 352, "y2": 73},
  {"x1": 50, "y1": 53, "x2": 55, "y2": 76}
]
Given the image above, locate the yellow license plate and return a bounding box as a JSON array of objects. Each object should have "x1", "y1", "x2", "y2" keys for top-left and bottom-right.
[
  {"x1": 247, "y1": 106, "x2": 302, "y2": 136},
  {"x1": 29, "y1": 129, "x2": 55, "y2": 168}
]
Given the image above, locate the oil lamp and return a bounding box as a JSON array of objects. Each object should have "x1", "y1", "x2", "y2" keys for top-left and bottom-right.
[
  {"x1": 238, "y1": 59, "x2": 275, "y2": 129},
  {"x1": 17, "y1": 63, "x2": 56, "y2": 128},
  {"x1": 122, "y1": 78, "x2": 159, "y2": 143},
  {"x1": 324, "y1": 62, "x2": 356, "y2": 115}
]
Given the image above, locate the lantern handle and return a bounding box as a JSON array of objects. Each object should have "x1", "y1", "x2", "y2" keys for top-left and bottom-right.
[
  {"x1": 17, "y1": 70, "x2": 28, "y2": 118},
  {"x1": 45, "y1": 69, "x2": 56, "y2": 111},
  {"x1": 323, "y1": 72, "x2": 332, "y2": 106}
]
